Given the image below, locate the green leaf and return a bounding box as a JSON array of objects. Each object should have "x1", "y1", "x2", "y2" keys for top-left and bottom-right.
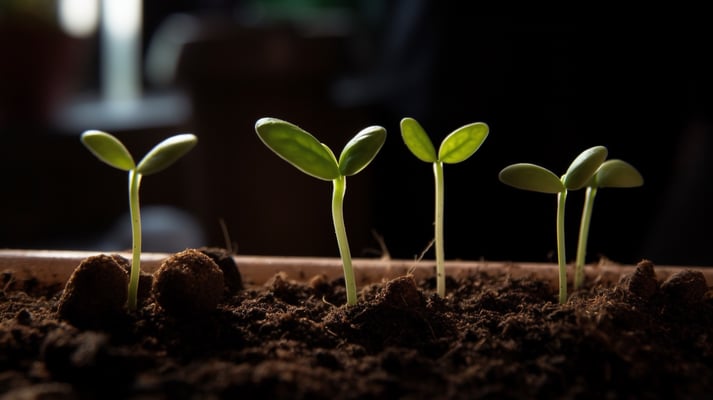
[
  {"x1": 593, "y1": 159, "x2": 644, "y2": 188},
  {"x1": 255, "y1": 117, "x2": 340, "y2": 181},
  {"x1": 499, "y1": 163, "x2": 565, "y2": 194},
  {"x1": 339, "y1": 125, "x2": 387, "y2": 176},
  {"x1": 80, "y1": 130, "x2": 135, "y2": 171},
  {"x1": 136, "y1": 134, "x2": 198, "y2": 175},
  {"x1": 439, "y1": 122, "x2": 489, "y2": 164},
  {"x1": 563, "y1": 145, "x2": 608, "y2": 190},
  {"x1": 400, "y1": 117, "x2": 437, "y2": 163}
]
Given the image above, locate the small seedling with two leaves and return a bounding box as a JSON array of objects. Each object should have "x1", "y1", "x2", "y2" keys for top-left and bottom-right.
[
  {"x1": 498, "y1": 146, "x2": 607, "y2": 304},
  {"x1": 573, "y1": 159, "x2": 643, "y2": 289},
  {"x1": 80, "y1": 130, "x2": 198, "y2": 311},
  {"x1": 400, "y1": 117, "x2": 489, "y2": 298},
  {"x1": 255, "y1": 117, "x2": 386, "y2": 306}
]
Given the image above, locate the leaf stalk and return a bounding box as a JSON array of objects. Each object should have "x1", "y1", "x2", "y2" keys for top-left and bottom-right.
[
  {"x1": 556, "y1": 190, "x2": 568, "y2": 304},
  {"x1": 433, "y1": 161, "x2": 446, "y2": 297},
  {"x1": 332, "y1": 176, "x2": 357, "y2": 306},
  {"x1": 127, "y1": 169, "x2": 142, "y2": 311}
]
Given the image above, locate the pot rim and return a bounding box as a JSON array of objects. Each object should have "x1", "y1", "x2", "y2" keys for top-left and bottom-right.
[{"x1": 1, "y1": 249, "x2": 710, "y2": 289}]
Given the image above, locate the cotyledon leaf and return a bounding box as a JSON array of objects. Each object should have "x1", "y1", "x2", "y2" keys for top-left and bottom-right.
[
  {"x1": 592, "y1": 159, "x2": 644, "y2": 188},
  {"x1": 499, "y1": 163, "x2": 565, "y2": 194},
  {"x1": 136, "y1": 134, "x2": 198, "y2": 176},
  {"x1": 339, "y1": 125, "x2": 387, "y2": 177},
  {"x1": 401, "y1": 117, "x2": 437, "y2": 163},
  {"x1": 80, "y1": 130, "x2": 135, "y2": 171},
  {"x1": 563, "y1": 145, "x2": 608, "y2": 190},
  {"x1": 255, "y1": 117, "x2": 340, "y2": 181},
  {"x1": 438, "y1": 122, "x2": 489, "y2": 164}
]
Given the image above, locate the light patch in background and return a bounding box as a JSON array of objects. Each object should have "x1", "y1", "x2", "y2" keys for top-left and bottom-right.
[
  {"x1": 58, "y1": 0, "x2": 99, "y2": 38},
  {"x1": 103, "y1": 0, "x2": 141, "y2": 39},
  {"x1": 101, "y1": 0, "x2": 143, "y2": 101}
]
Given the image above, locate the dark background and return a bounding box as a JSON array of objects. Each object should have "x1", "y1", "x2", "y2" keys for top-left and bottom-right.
[{"x1": 1, "y1": 2, "x2": 711, "y2": 267}]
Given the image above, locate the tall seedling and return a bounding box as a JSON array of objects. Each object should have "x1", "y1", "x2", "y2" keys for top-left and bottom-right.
[
  {"x1": 255, "y1": 117, "x2": 386, "y2": 306},
  {"x1": 499, "y1": 146, "x2": 607, "y2": 304},
  {"x1": 400, "y1": 117, "x2": 489, "y2": 298},
  {"x1": 574, "y1": 159, "x2": 643, "y2": 289},
  {"x1": 81, "y1": 131, "x2": 198, "y2": 311}
]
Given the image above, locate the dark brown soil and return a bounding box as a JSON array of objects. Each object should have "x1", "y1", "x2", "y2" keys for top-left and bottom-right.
[{"x1": 1, "y1": 255, "x2": 712, "y2": 400}]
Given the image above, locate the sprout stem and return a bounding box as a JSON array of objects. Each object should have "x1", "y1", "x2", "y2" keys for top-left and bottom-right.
[
  {"x1": 433, "y1": 161, "x2": 446, "y2": 297},
  {"x1": 127, "y1": 169, "x2": 142, "y2": 311},
  {"x1": 556, "y1": 190, "x2": 568, "y2": 304},
  {"x1": 575, "y1": 186, "x2": 598, "y2": 289},
  {"x1": 332, "y1": 176, "x2": 357, "y2": 306}
]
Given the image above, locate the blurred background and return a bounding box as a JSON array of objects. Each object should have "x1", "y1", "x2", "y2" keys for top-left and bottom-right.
[{"x1": 1, "y1": 1, "x2": 711, "y2": 267}]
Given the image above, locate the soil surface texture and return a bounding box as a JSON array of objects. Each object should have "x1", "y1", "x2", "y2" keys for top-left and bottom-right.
[{"x1": 1, "y1": 253, "x2": 712, "y2": 399}]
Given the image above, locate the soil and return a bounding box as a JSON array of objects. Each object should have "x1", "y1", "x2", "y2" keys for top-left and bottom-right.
[{"x1": 1, "y1": 250, "x2": 712, "y2": 400}]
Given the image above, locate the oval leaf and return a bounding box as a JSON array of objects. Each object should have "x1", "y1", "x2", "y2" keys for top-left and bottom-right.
[
  {"x1": 499, "y1": 163, "x2": 565, "y2": 194},
  {"x1": 255, "y1": 117, "x2": 339, "y2": 181},
  {"x1": 339, "y1": 126, "x2": 387, "y2": 176},
  {"x1": 438, "y1": 122, "x2": 489, "y2": 164},
  {"x1": 400, "y1": 117, "x2": 437, "y2": 163},
  {"x1": 563, "y1": 145, "x2": 608, "y2": 190},
  {"x1": 136, "y1": 134, "x2": 198, "y2": 175},
  {"x1": 80, "y1": 130, "x2": 135, "y2": 171},
  {"x1": 593, "y1": 159, "x2": 644, "y2": 188}
]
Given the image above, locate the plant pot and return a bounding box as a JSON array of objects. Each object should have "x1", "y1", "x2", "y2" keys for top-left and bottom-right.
[
  {"x1": 1, "y1": 249, "x2": 711, "y2": 399},
  {"x1": 5, "y1": 249, "x2": 710, "y2": 287}
]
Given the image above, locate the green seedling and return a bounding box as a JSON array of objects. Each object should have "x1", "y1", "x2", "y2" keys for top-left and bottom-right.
[
  {"x1": 255, "y1": 117, "x2": 386, "y2": 306},
  {"x1": 498, "y1": 146, "x2": 607, "y2": 304},
  {"x1": 400, "y1": 117, "x2": 489, "y2": 298},
  {"x1": 574, "y1": 159, "x2": 643, "y2": 289},
  {"x1": 80, "y1": 130, "x2": 198, "y2": 311}
]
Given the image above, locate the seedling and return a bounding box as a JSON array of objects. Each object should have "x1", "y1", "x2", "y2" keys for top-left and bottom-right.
[
  {"x1": 574, "y1": 159, "x2": 643, "y2": 289},
  {"x1": 255, "y1": 117, "x2": 386, "y2": 306},
  {"x1": 400, "y1": 117, "x2": 489, "y2": 297},
  {"x1": 80, "y1": 130, "x2": 198, "y2": 311},
  {"x1": 498, "y1": 146, "x2": 607, "y2": 304}
]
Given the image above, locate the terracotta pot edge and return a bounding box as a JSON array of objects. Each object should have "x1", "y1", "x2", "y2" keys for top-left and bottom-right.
[{"x1": 1, "y1": 249, "x2": 711, "y2": 289}]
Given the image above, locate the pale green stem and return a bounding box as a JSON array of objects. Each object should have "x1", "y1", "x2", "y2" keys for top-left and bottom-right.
[
  {"x1": 575, "y1": 186, "x2": 598, "y2": 289},
  {"x1": 127, "y1": 169, "x2": 142, "y2": 311},
  {"x1": 433, "y1": 161, "x2": 445, "y2": 297},
  {"x1": 556, "y1": 190, "x2": 568, "y2": 304},
  {"x1": 332, "y1": 176, "x2": 357, "y2": 306}
]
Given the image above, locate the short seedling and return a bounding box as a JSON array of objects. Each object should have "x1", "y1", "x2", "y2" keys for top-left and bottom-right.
[
  {"x1": 400, "y1": 117, "x2": 489, "y2": 297},
  {"x1": 80, "y1": 130, "x2": 198, "y2": 311},
  {"x1": 574, "y1": 159, "x2": 643, "y2": 289},
  {"x1": 498, "y1": 146, "x2": 607, "y2": 304},
  {"x1": 255, "y1": 117, "x2": 386, "y2": 306}
]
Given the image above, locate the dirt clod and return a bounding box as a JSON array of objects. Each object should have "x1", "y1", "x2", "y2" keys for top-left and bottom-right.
[
  {"x1": 199, "y1": 246, "x2": 243, "y2": 295},
  {"x1": 152, "y1": 248, "x2": 224, "y2": 316},
  {"x1": 57, "y1": 254, "x2": 128, "y2": 329},
  {"x1": 619, "y1": 259, "x2": 658, "y2": 300},
  {"x1": 661, "y1": 269, "x2": 709, "y2": 304},
  {"x1": 378, "y1": 275, "x2": 424, "y2": 308}
]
